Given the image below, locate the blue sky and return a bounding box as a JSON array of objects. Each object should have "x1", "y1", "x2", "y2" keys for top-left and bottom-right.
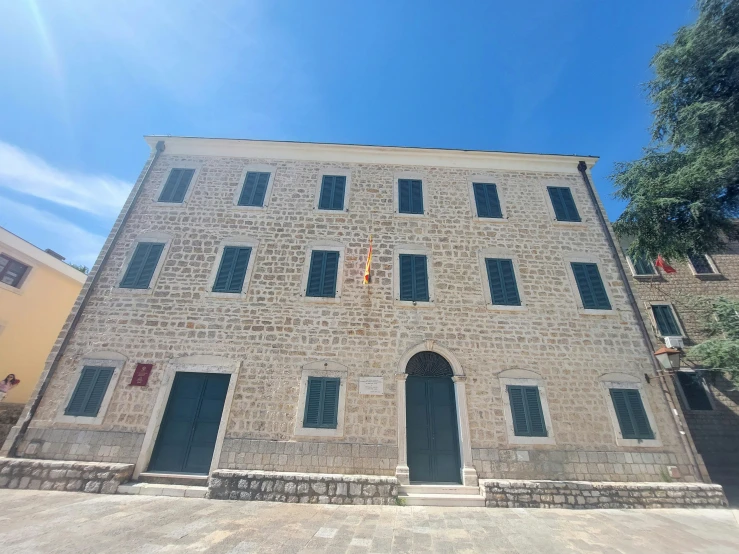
[{"x1": 0, "y1": 0, "x2": 697, "y2": 267}]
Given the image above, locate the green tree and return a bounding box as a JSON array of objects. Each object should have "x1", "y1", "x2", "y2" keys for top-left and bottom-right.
[
  {"x1": 687, "y1": 296, "x2": 739, "y2": 384},
  {"x1": 612, "y1": 0, "x2": 739, "y2": 260},
  {"x1": 68, "y1": 263, "x2": 89, "y2": 275}
]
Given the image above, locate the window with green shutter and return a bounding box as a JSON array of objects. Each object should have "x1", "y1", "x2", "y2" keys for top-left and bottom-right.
[
  {"x1": 306, "y1": 250, "x2": 340, "y2": 298},
  {"x1": 676, "y1": 372, "x2": 713, "y2": 411},
  {"x1": 212, "y1": 247, "x2": 252, "y2": 293},
  {"x1": 120, "y1": 242, "x2": 165, "y2": 289},
  {"x1": 652, "y1": 305, "x2": 681, "y2": 336},
  {"x1": 238, "y1": 172, "x2": 270, "y2": 207},
  {"x1": 632, "y1": 256, "x2": 656, "y2": 276},
  {"x1": 547, "y1": 186, "x2": 581, "y2": 222},
  {"x1": 398, "y1": 179, "x2": 424, "y2": 214},
  {"x1": 507, "y1": 385, "x2": 547, "y2": 437},
  {"x1": 399, "y1": 254, "x2": 429, "y2": 302},
  {"x1": 303, "y1": 377, "x2": 340, "y2": 428},
  {"x1": 609, "y1": 388, "x2": 654, "y2": 440},
  {"x1": 485, "y1": 258, "x2": 520, "y2": 306},
  {"x1": 0, "y1": 254, "x2": 30, "y2": 288},
  {"x1": 158, "y1": 168, "x2": 195, "y2": 203},
  {"x1": 570, "y1": 262, "x2": 611, "y2": 310},
  {"x1": 65, "y1": 366, "x2": 115, "y2": 417},
  {"x1": 473, "y1": 183, "x2": 503, "y2": 218},
  {"x1": 689, "y1": 254, "x2": 715, "y2": 274},
  {"x1": 318, "y1": 175, "x2": 346, "y2": 210}
]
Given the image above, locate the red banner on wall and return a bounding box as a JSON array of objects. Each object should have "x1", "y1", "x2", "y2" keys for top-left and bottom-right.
[{"x1": 130, "y1": 364, "x2": 153, "y2": 386}]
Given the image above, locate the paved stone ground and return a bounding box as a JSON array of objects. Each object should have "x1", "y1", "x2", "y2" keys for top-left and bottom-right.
[{"x1": 1, "y1": 490, "x2": 738, "y2": 553}]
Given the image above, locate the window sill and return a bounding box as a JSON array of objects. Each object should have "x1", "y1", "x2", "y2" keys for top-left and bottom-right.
[
  {"x1": 151, "y1": 201, "x2": 188, "y2": 209},
  {"x1": 394, "y1": 212, "x2": 428, "y2": 218},
  {"x1": 472, "y1": 216, "x2": 508, "y2": 223},
  {"x1": 113, "y1": 287, "x2": 155, "y2": 296},
  {"x1": 633, "y1": 274, "x2": 660, "y2": 281},
  {"x1": 551, "y1": 220, "x2": 587, "y2": 229},
  {"x1": 302, "y1": 295, "x2": 341, "y2": 305},
  {"x1": 506, "y1": 435, "x2": 556, "y2": 446},
  {"x1": 577, "y1": 307, "x2": 616, "y2": 317},
  {"x1": 205, "y1": 291, "x2": 247, "y2": 300},
  {"x1": 614, "y1": 437, "x2": 662, "y2": 448},
  {"x1": 0, "y1": 281, "x2": 23, "y2": 295},
  {"x1": 692, "y1": 273, "x2": 724, "y2": 280},
  {"x1": 232, "y1": 204, "x2": 268, "y2": 211},
  {"x1": 294, "y1": 426, "x2": 343, "y2": 438},
  {"x1": 313, "y1": 208, "x2": 349, "y2": 214},
  {"x1": 394, "y1": 299, "x2": 435, "y2": 309},
  {"x1": 486, "y1": 304, "x2": 527, "y2": 312},
  {"x1": 55, "y1": 414, "x2": 105, "y2": 426}
]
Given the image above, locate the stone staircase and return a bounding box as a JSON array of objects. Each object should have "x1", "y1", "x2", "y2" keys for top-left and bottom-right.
[
  {"x1": 117, "y1": 472, "x2": 208, "y2": 498},
  {"x1": 398, "y1": 484, "x2": 486, "y2": 507}
]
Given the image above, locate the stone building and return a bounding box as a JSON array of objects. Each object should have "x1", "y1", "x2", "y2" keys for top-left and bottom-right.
[{"x1": 1, "y1": 137, "x2": 721, "y2": 506}]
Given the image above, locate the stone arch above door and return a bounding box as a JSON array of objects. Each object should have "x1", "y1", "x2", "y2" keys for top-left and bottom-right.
[{"x1": 397, "y1": 340, "x2": 465, "y2": 377}]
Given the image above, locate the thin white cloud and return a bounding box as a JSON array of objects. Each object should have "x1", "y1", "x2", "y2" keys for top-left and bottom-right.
[{"x1": 0, "y1": 141, "x2": 131, "y2": 217}]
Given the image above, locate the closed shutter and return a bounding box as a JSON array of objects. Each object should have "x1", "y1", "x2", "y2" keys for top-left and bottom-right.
[
  {"x1": 303, "y1": 377, "x2": 340, "y2": 429},
  {"x1": 159, "y1": 168, "x2": 195, "y2": 203},
  {"x1": 306, "y1": 250, "x2": 340, "y2": 298},
  {"x1": 610, "y1": 389, "x2": 654, "y2": 439},
  {"x1": 485, "y1": 258, "x2": 521, "y2": 306},
  {"x1": 548, "y1": 187, "x2": 580, "y2": 222},
  {"x1": 303, "y1": 378, "x2": 323, "y2": 427},
  {"x1": 238, "y1": 172, "x2": 270, "y2": 207},
  {"x1": 507, "y1": 385, "x2": 547, "y2": 437},
  {"x1": 399, "y1": 254, "x2": 429, "y2": 302},
  {"x1": 473, "y1": 183, "x2": 502, "y2": 218},
  {"x1": 321, "y1": 378, "x2": 340, "y2": 427},
  {"x1": 632, "y1": 256, "x2": 655, "y2": 275},
  {"x1": 652, "y1": 305, "x2": 681, "y2": 336},
  {"x1": 120, "y1": 242, "x2": 165, "y2": 289},
  {"x1": 398, "y1": 179, "x2": 423, "y2": 214},
  {"x1": 318, "y1": 175, "x2": 346, "y2": 210},
  {"x1": 65, "y1": 366, "x2": 114, "y2": 417},
  {"x1": 571, "y1": 262, "x2": 611, "y2": 310},
  {"x1": 212, "y1": 247, "x2": 252, "y2": 293},
  {"x1": 689, "y1": 254, "x2": 714, "y2": 274},
  {"x1": 676, "y1": 372, "x2": 713, "y2": 411}
]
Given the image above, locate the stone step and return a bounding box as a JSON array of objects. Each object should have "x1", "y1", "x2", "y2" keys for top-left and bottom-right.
[
  {"x1": 117, "y1": 482, "x2": 207, "y2": 498},
  {"x1": 399, "y1": 484, "x2": 480, "y2": 496},
  {"x1": 137, "y1": 472, "x2": 208, "y2": 487},
  {"x1": 398, "y1": 493, "x2": 486, "y2": 507}
]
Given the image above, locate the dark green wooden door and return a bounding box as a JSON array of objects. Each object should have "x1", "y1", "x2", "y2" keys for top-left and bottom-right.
[
  {"x1": 406, "y1": 376, "x2": 461, "y2": 483},
  {"x1": 149, "y1": 372, "x2": 230, "y2": 474}
]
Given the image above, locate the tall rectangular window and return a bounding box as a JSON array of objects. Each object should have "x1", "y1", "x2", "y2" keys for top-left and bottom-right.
[
  {"x1": 652, "y1": 305, "x2": 681, "y2": 336},
  {"x1": 212, "y1": 247, "x2": 252, "y2": 293},
  {"x1": 485, "y1": 258, "x2": 520, "y2": 306},
  {"x1": 632, "y1": 256, "x2": 656, "y2": 276},
  {"x1": 571, "y1": 262, "x2": 611, "y2": 310},
  {"x1": 399, "y1": 254, "x2": 429, "y2": 302},
  {"x1": 306, "y1": 250, "x2": 340, "y2": 298},
  {"x1": 318, "y1": 175, "x2": 346, "y2": 210},
  {"x1": 0, "y1": 254, "x2": 30, "y2": 288},
  {"x1": 548, "y1": 186, "x2": 580, "y2": 222},
  {"x1": 689, "y1": 254, "x2": 715, "y2": 274},
  {"x1": 507, "y1": 385, "x2": 547, "y2": 437},
  {"x1": 398, "y1": 179, "x2": 424, "y2": 214},
  {"x1": 120, "y1": 242, "x2": 164, "y2": 289},
  {"x1": 473, "y1": 183, "x2": 503, "y2": 218},
  {"x1": 676, "y1": 372, "x2": 713, "y2": 411},
  {"x1": 303, "y1": 377, "x2": 340, "y2": 429},
  {"x1": 609, "y1": 389, "x2": 654, "y2": 440},
  {"x1": 65, "y1": 366, "x2": 115, "y2": 417},
  {"x1": 238, "y1": 172, "x2": 270, "y2": 207},
  {"x1": 158, "y1": 168, "x2": 195, "y2": 203}
]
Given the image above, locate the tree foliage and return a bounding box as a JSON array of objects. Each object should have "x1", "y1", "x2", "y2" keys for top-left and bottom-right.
[
  {"x1": 68, "y1": 263, "x2": 89, "y2": 275},
  {"x1": 687, "y1": 296, "x2": 739, "y2": 384},
  {"x1": 612, "y1": 0, "x2": 739, "y2": 260}
]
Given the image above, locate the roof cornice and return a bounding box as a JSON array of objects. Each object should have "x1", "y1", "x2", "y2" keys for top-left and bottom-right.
[{"x1": 0, "y1": 227, "x2": 87, "y2": 283}]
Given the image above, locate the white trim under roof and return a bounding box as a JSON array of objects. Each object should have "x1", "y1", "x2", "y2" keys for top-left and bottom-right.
[
  {"x1": 144, "y1": 136, "x2": 599, "y2": 174},
  {"x1": 0, "y1": 227, "x2": 87, "y2": 283}
]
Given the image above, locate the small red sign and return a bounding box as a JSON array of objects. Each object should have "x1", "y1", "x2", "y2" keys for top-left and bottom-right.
[{"x1": 130, "y1": 364, "x2": 153, "y2": 386}]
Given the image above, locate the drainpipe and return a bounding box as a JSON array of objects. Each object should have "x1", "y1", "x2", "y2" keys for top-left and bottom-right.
[
  {"x1": 6, "y1": 140, "x2": 166, "y2": 457},
  {"x1": 576, "y1": 161, "x2": 707, "y2": 483}
]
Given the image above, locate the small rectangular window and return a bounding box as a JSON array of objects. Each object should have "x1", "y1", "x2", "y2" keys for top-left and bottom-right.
[
  {"x1": 306, "y1": 250, "x2": 340, "y2": 298},
  {"x1": 0, "y1": 254, "x2": 30, "y2": 288},
  {"x1": 65, "y1": 366, "x2": 115, "y2": 417},
  {"x1": 158, "y1": 168, "x2": 195, "y2": 203},
  {"x1": 548, "y1": 186, "x2": 581, "y2": 222},
  {"x1": 652, "y1": 305, "x2": 681, "y2": 336},
  {"x1": 632, "y1": 256, "x2": 656, "y2": 276},
  {"x1": 318, "y1": 175, "x2": 346, "y2": 211},
  {"x1": 120, "y1": 242, "x2": 165, "y2": 289},
  {"x1": 609, "y1": 388, "x2": 654, "y2": 440},
  {"x1": 689, "y1": 254, "x2": 715, "y2": 274},
  {"x1": 212, "y1": 247, "x2": 252, "y2": 293},
  {"x1": 571, "y1": 262, "x2": 611, "y2": 310},
  {"x1": 507, "y1": 385, "x2": 547, "y2": 437},
  {"x1": 473, "y1": 183, "x2": 502, "y2": 218},
  {"x1": 303, "y1": 377, "x2": 340, "y2": 428},
  {"x1": 399, "y1": 254, "x2": 429, "y2": 302},
  {"x1": 485, "y1": 258, "x2": 520, "y2": 306},
  {"x1": 238, "y1": 172, "x2": 270, "y2": 207},
  {"x1": 398, "y1": 179, "x2": 424, "y2": 214},
  {"x1": 676, "y1": 372, "x2": 713, "y2": 411}
]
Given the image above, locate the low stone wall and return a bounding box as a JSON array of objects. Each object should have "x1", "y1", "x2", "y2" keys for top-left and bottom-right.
[
  {"x1": 0, "y1": 457, "x2": 134, "y2": 494},
  {"x1": 208, "y1": 469, "x2": 399, "y2": 505},
  {"x1": 0, "y1": 403, "x2": 24, "y2": 447},
  {"x1": 481, "y1": 479, "x2": 728, "y2": 509}
]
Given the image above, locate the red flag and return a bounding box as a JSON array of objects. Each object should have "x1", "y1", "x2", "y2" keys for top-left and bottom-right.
[
  {"x1": 655, "y1": 255, "x2": 676, "y2": 274},
  {"x1": 363, "y1": 236, "x2": 373, "y2": 285}
]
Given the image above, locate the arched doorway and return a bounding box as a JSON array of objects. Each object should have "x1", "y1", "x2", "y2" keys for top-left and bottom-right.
[{"x1": 405, "y1": 351, "x2": 462, "y2": 483}]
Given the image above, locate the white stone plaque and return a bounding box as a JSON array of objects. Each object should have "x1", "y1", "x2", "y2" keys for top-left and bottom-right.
[{"x1": 358, "y1": 376, "x2": 384, "y2": 395}]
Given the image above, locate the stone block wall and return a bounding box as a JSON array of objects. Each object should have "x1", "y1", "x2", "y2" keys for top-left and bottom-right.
[
  {"x1": 0, "y1": 403, "x2": 23, "y2": 446},
  {"x1": 16, "y1": 428, "x2": 144, "y2": 465},
  {"x1": 208, "y1": 469, "x2": 398, "y2": 504},
  {"x1": 481, "y1": 479, "x2": 728, "y2": 509},
  {"x1": 0, "y1": 457, "x2": 133, "y2": 494}
]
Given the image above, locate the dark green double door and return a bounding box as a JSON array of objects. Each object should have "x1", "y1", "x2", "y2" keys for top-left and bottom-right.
[
  {"x1": 406, "y1": 376, "x2": 461, "y2": 483},
  {"x1": 149, "y1": 372, "x2": 230, "y2": 474}
]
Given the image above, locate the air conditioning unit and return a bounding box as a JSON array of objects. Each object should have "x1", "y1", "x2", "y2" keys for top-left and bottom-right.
[{"x1": 664, "y1": 336, "x2": 684, "y2": 349}]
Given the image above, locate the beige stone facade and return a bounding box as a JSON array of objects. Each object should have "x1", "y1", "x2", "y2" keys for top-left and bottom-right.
[{"x1": 3, "y1": 137, "x2": 704, "y2": 485}]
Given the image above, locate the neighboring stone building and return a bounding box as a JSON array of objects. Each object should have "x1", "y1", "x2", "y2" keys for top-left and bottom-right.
[
  {"x1": 621, "y1": 237, "x2": 739, "y2": 503},
  {"x1": 0, "y1": 137, "x2": 720, "y2": 506}
]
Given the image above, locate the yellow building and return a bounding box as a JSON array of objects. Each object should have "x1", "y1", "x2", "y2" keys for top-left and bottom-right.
[{"x1": 0, "y1": 227, "x2": 86, "y2": 405}]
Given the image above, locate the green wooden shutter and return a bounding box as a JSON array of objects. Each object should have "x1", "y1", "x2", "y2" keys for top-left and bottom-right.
[
  {"x1": 508, "y1": 386, "x2": 530, "y2": 436},
  {"x1": 318, "y1": 175, "x2": 346, "y2": 210},
  {"x1": 473, "y1": 183, "x2": 502, "y2": 218},
  {"x1": 398, "y1": 179, "x2": 411, "y2": 213},
  {"x1": 65, "y1": 367, "x2": 114, "y2": 417},
  {"x1": 652, "y1": 305, "x2": 680, "y2": 336},
  {"x1": 548, "y1": 187, "x2": 580, "y2": 222},
  {"x1": 213, "y1": 247, "x2": 252, "y2": 293},
  {"x1": 321, "y1": 378, "x2": 340, "y2": 427},
  {"x1": 486, "y1": 259, "x2": 520, "y2": 306},
  {"x1": 238, "y1": 172, "x2": 270, "y2": 207},
  {"x1": 676, "y1": 372, "x2": 713, "y2": 411},
  {"x1": 508, "y1": 386, "x2": 547, "y2": 437},
  {"x1": 633, "y1": 256, "x2": 655, "y2": 275},
  {"x1": 306, "y1": 251, "x2": 339, "y2": 298},
  {"x1": 689, "y1": 254, "x2": 714, "y2": 274},
  {"x1": 413, "y1": 255, "x2": 429, "y2": 301},
  {"x1": 303, "y1": 377, "x2": 323, "y2": 427},
  {"x1": 120, "y1": 243, "x2": 164, "y2": 289},
  {"x1": 410, "y1": 180, "x2": 424, "y2": 214},
  {"x1": 303, "y1": 377, "x2": 340, "y2": 429},
  {"x1": 318, "y1": 176, "x2": 334, "y2": 210},
  {"x1": 524, "y1": 387, "x2": 547, "y2": 436},
  {"x1": 571, "y1": 262, "x2": 611, "y2": 310},
  {"x1": 610, "y1": 389, "x2": 654, "y2": 439},
  {"x1": 399, "y1": 254, "x2": 414, "y2": 300},
  {"x1": 159, "y1": 169, "x2": 194, "y2": 203}
]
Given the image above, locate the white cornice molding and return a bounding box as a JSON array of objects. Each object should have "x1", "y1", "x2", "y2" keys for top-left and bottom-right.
[
  {"x1": 144, "y1": 136, "x2": 599, "y2": 174},
  {"x1": 0, "y1": 227, "x2": 87, "y2": 283}
]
